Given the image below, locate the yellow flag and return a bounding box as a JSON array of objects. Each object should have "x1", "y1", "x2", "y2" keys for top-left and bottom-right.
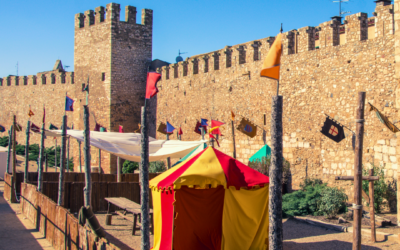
[
  {"x1": 260, "y1": 33, "x2": 282, "y2": 80},
  {"x1": 369, "y1": 103, "x2": 400, "y2": 133},
  {"x1": 28, "y1": 109, "x2": 34, "y2": 117},
  {"x1": 231, "y1": 111, "x2": 235, "y2": 121}
]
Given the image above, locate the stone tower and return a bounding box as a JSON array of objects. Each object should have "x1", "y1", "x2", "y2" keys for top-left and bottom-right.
[{"x1": 73, "y1": 3, "x2": 153, "y2": 173}]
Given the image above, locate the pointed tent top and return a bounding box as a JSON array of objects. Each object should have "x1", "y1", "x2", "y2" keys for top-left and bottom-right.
[{"x1": 53, "y1": 60, "x2": 64, "y2": 71}]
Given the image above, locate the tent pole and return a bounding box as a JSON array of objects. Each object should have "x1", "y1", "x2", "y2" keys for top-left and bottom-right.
[
  {"x1": 24, "y1": 120, "x2": 30, "y2": 183},
  {"x1": 83, "y1": 105, "x2": 92, "y2": 207},
  {"x1": 57, "y1": 115, "x2": 67, "y2": 206},
  {"x1": 231, "y1": 120, "x2": 236, "y2": 159},
  {"x1": 166, "y1": 132, "x2": 171, "y2": 169},
  {"x1": 38, "y1": 122, "x2": 46, "y2": 193}
]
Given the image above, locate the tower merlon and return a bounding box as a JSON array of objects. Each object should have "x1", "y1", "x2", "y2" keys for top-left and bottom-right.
[
  {"x1": 84, "y1": 10, "x2": 95, "y2": 27},
  {"x1": 142, "y1": 9, "x2": 153, "y2": 26},
  {"x1": 95, "y1": 6, "x2": 105, "y2": 23},
  {"x1": 126, "y1": 6, "x2": 137, "y2": 24},
  {"x1": 106, "y1": 3, "x2": 121, "y2": 22}
]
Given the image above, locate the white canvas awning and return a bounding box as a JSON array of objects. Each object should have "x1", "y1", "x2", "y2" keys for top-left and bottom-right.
[{"x1": 45, "y1": 130, "x2": 206, "y2": 162}]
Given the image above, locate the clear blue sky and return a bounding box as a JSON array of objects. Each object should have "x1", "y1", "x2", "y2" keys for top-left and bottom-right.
[{"x1": 0, "y1": 0, "x2": 376, "y2": 77}]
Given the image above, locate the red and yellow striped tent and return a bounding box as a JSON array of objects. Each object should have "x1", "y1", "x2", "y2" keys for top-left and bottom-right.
[{"x1": 150, "y1": 146, "x2": 270, "y2": 250}]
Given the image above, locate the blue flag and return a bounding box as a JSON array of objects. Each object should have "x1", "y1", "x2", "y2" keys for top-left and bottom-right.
[
  {"x1": 0, "y1": 124, "x2": 5, "y2": 132},
  {"x1": 166, "y1": 122, "x2": 175, "y2": 133},
  {"x1": 65, "y1": 96, "x2": 74, "y2": 111},
  {"x1": 201, "y1": 118, "x2": 208, "y2": 127}
]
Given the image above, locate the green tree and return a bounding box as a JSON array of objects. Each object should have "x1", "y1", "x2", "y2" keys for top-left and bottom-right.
[
  {"x1": 149, "y1": 161, "x2": 166, "y2": 173},
  {"x1": 122, "y1": 160, "x2": 139, "y2": 173}
]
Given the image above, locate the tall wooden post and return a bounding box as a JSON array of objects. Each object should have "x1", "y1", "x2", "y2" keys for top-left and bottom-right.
[
  {"x1": 57, "y1": 115, "x2": 67, "y2": 206},
  {"x1": 269, "y1": 95, "x2": 283, "y2": 250},
  {"x1": 45, "y1": 153, "x2": 48, "y2": 172},
  {"x1": 66, "y1": 136, "x2": 70, "y2": 172},
  {"x1": 353, "y1": 91, "x2": 366, "y2": 250},
  {"x1": 11, "y1": 116, "x2": 17, "y2": 203},
  {"x1": 6, "y1": 128, "x2": 12, "y2": 174},
  {"x1": 369, "y1": 169, "x2": 376, "y2": 242},
  {"x1": 201, "y1": 126, "x2": 206, "y2": 148},
  {"x1": 117, "y1": 157, "x2": 121, "y2": 182},
  {"x1": 98, "y1": 149, "x2": 102, "y2": 174},
  {"x1": 231, "y1": 120, "x2": 236, "y2": 159},
  {"x1": 78, "y1": 140, "x2": 82, "y2": 172},
  {"x1": 37, "y1": 123, "x2": 45, "y2": 193},
  {"x1": 83, "y1": 106, "x2": 91, "y2": 207},
  {"x1": 24, "y1": 120, "x2": 30, "y2": 183},
  {"x1": 166, "y1": 133, "x2": 171, "y2": 169},
  {"x1": 140, "y1": 105, "x2": 150, "y2": 250},
  {"x1": 54, "y1": 139, "x2": 57, "y2": 172}
]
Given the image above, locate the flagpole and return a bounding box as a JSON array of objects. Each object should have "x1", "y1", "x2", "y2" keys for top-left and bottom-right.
[
  {"x1": 57, "y1": 115, "x2": 67, "y2": 206},
  {"x1": 37, "y1": 122, "x2": 45, "y2": 193},
  {"x1": 55, "y1": 139, "x2": 57, "y2": 172},
  {"x1": 24, "y1": 120, "x2": 30, "y2": 183},
  {"x1": 140, "y1": 98, "x2": 151, "y2": 250},
  {"x1": 6, "y1": 128, "x2": 13, "y2": 175},
  {"x1": 166, "y1": 120, "x2": 171, "y2": 169},
  {"x1": 11, "y1": 115, "x2": 17, "y2": 203}
]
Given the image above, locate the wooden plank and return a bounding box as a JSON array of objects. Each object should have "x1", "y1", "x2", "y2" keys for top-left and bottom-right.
[
  {"x1": 335, "y1": 176, "x2": 379, "y2": 181},
  {"x1": 99, "y1": 182, "x2": 108, "y2": 211},
  {"x1": 46, "y1": 199, "x2": 56, "y2": 245},
  {"x1": 78, "y1": 225, "x2": 87, "y2": 250},
  {"x1": 115, "y1": 211, "x2": 135, "y2": 222}
]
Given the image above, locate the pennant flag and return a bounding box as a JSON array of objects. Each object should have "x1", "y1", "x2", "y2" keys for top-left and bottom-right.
[
  {"x1": 209, "y1": 134, "x2": 220, "y2": 147},
  {"x1": 231, "y1": 111, "x2": 235, "y2": 121},
  {"x1": 320, "y1": 116, "x2": 346, "y2": 143},
  {"x1": 166, "y1": 122, "x2": 176, "y2": 134},
  {"x1": 100, "y1": 127, "x2": 107, "y2": 132},
  {"x1": 260, "y1": 33, "x2": 282, "y2": 80},
  {"x1": 134, "y1": 123, "x2": 141, "y2": 133},
  {"x1": 194, "y1": 121, "x2": 202, "y2": 135},
  {"x1": 210, "y1": 120, "x2": 225, "y2": 135},
  {"x1": 65, "y1": 96, "x2": 74, "y2": 111},
  {"x1": 201, "y1": 118, "x2": 208, "y2": 127},
  {"x1": 49, "y1": 123, "x2": 59, "y2": 130},
  {"x1": 0, "y1": 125, "x2": 5, "y2": 132},
  {"x1": 119, "y1": 125, "x2": 124, "y2": 133},
  {"x1": 14, "y1": 123, "x2": 22, "y2": 132},
  {"x1": 43, "y1": 106, "x2": 46, "y2": 123},
  {"x1": 28, "y1": 108, "x2": 34, "y2": 118},
  {"x1": 94, "y1": 123, "x2": 101, "y2": 132},
  {"x1": 157, "y1": 122, "x2": 167, "y2": 135},
  {"x1": 237, "y1": 118, "x2": 257, "y2": 138},
  {"x1": 145, "y1": 72, "x2": 162, "y2": 99},
  {"x1": 178, "y1": 127, "x2": 183, "y2": 135},
  {"x1": 31, "y1": 123, "x2": 41, "y2": 133},
  {"x1": 369, "y1": 103, "x2": 400, "y2": 133}
]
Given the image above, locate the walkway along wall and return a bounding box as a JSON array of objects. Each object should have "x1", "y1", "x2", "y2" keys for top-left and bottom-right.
[{"x1": 155, "y1": 2, "x2": 400, "y2": 203}]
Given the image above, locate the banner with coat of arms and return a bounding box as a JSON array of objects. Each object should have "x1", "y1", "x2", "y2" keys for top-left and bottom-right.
[
  {"x1": 237, "y1": 118, "x2": 257, "y2": 138},
  {"x1": 320, "y1": 116, "x2": 345, "y2": 143}
]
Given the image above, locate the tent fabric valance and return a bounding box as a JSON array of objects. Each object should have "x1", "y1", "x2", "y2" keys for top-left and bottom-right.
[{"x1": 45, "y1": 130, "x2": 206, "y2": 162}]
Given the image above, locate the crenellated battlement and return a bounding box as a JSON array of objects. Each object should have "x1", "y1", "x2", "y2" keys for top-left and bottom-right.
[
  {"x1": 158, "y1": 1, "x2": 394, "y2": 81},
  {"x1": 0, "y1": 68, "x2": 74, "y2": 87},
  {"x1": 75, "y1": 3, "x2": 153, "y2": 29}
]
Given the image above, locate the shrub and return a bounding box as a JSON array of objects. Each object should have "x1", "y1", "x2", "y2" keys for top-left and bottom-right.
[
  {"x1": 0, "y1": 136, "x2": 9, "y2": 147},
  {"x1": 300, "y1": 178, "x2": 323, "y2": 190},
  {"x1": 316, "y1": 186, "x2": 348, "y2": 218},
  {"x1": 122, "y1": 160, "x2": 139, "y2": 174},
  {"x1": 362, "y1": 164, "x2": 394, "y2": 213},
  {"x1": 282, "y1": 183, "x2": 325, "y2": 217},
  {"x1": 149, "y1": 161, "x2": 166, "y2": 173}
]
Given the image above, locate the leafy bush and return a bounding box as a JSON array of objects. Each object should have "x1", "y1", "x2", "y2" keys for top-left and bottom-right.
[
  {"x1": 283, "y1": 179, "x2": 348, "y2": 218},
  {"x1": 282, "y1": 183, "x2": 325, "y2": 217},
  {"x1": 122, "y1": 160, "x2": 139, "y2": 173},
  {"x1": 248, "y1": 156, "x2": 291, "y2": 183},
  {"x1": 316, "y1": 186, "x2": 348, "y2": 218},
  {"x1": 362, "y1": 164, "x2": 394, "y2": 213},
  {"x1": 149, "y1": 161, "x2": 166, "y2": 173},
  {"x1": 0, "y1": 136, "x2": 9, "y2": 147}
]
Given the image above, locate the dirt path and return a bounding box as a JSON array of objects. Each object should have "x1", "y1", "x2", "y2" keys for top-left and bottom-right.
[
  {"x1": 0, "y1": 181, "x2": 54, "y2": 250},
  {"x1": 283, "y1": 218, "x2": 399, "y2": 250}
]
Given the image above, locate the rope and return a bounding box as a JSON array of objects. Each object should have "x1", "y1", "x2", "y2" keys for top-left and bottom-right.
[
  {"x1": 355, "y1": 119, "x2": 365, "y2": 123},
  {"x1": 352, "y1": 204, "x2": 363, "y2": 210}
]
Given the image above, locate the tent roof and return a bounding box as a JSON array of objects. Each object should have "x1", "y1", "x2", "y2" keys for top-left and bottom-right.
[
  {"x1": 150, "y1": 147, "x2": 269, "y2": 190},
  {"x1": 249, "y1": 144, "x2": 271, "y2": 162}
]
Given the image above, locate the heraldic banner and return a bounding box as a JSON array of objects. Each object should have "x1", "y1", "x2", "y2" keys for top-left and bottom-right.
[
  {"x1": 320, "y1": 116, "x2": 345, "y2": 143},
  {"x1": 237, "y1": 118, "x2": 257, "y2": 138}
]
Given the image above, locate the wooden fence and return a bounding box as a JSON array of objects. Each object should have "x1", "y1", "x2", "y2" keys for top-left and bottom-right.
[{"x1": 21, "y1": 183, "x2": 121, "y2": 250}]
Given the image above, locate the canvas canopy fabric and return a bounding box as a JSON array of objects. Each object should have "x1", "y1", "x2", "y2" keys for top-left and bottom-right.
[
  {"x1": 249, "y1": 144, "x2": 272, "y2": 162},
  {"x1": 150, "y1": 147, "x2": 269, "y2": 250},
  {"x1": 44, "y1": 130, "x2": 206, "y2": 162}
]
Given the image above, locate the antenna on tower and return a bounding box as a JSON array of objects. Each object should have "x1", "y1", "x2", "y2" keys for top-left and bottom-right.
[
  {"x1": 16, "y1": 62, "x2": 19, "y2": 76},
  {"x1": 333, "y1": 0, "x2": 351, "y2": 18},
  {"x1": 176, "y1": 49, "x2": 188, "y2": 63}
]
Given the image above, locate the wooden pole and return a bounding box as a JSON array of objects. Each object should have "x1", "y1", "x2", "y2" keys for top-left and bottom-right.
[
  {"x1": 45, "y1": 153, "x2": 48, "y2": 172},
  {"x1": 37, "y1": 123, "x2": 45, "y2": 193},
  {"x1": 166, "y1": 133, "x2": 171, "y2": 169},
  {"x1": 57, "y1": 115, "x2": 67, "y2": 206},
  {"x1": 6, "y1": 128, "x2": 12, "y2": 174},
  {"x1": 83, "y1": 105, "x2": 91, "y2": 207},
  {"x1": 117, "y1": 157, "x2": 121, "y2": 182},
  {"x1": 201, "y1": 126, "x2": 206, "y2": 148},
  {"x1": 78, "y1": 140, "x2": 82, "y2": 172},
  {"x1": 66, "y1": 136, "x2": 70, "y2": 172},
  {"x1": 55, "y1": 139, "x2": 57, "y2": 172},
  {"x1": 369, "y1": 168, "x2": 376, "y2": 242},
  {"x1": 353, "y1": 91, "x2": 366, "y2": 250},
  {"x1": 24, "y1": 120, "x2": 30, "y2": 183},
  {"x1": 269, "y1": 95, "x2": 283, "y2": 250},
  {"x1": 98, "y1": 148, "x2": 101, "y2": 174},
  {"x1": 11, "y1": 116, "x2": 17, "y2": 203},
  {"x1": 140, "y1": 105, "x2": 150, "y2": 250},
  {"x1": 231, "y1": 120, "x2": 236, "y2": 159}
]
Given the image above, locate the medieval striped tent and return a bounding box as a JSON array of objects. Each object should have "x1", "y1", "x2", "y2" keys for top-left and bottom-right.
[{"x1": 150, "y1": 146, "x2": 270, "y2": 250}]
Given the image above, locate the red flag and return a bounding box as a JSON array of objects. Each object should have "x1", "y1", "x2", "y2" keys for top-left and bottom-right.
[
  {"x1": 178, "y1": 127, "x2": 183, "y2": 135},
  {"x1": 31, "y1": 123, "x2": 41, "y2": 133},
  {"x1": 145, "y1": 72, "x2": 161, "y2": 99},
  {"x1": 194, "y1": 121, "x2": 201, "y2": 135},
  {"x1": 119, "y1": 125, "x2": 124, "y2": 133},
  {"x1": 209, "y1": 134, "x2": 220, "y2": 147},
  {"x1": 210, "y1": 120, "x2": 225, "y2": 135},
  {"x1": 94, "y1": 123, "x2": 101, "y2": 132}
]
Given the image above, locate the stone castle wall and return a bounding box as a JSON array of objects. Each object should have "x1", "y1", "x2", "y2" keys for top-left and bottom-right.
[{"x1": 155, "y1": 3, "x2": 398, "y2": 198}]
